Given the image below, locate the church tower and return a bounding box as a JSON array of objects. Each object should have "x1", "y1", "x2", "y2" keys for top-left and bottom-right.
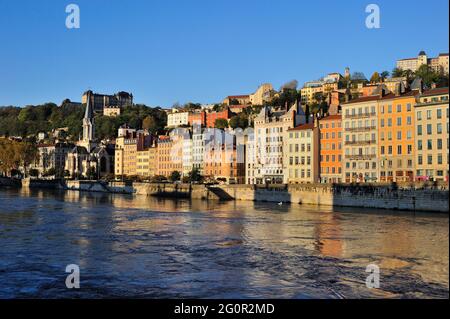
[{"x1": 79, "y1": 91, "x2": 96, "y2": 152}]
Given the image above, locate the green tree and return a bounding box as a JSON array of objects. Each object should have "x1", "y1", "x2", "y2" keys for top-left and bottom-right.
[
  {"x1": 380, "y1": 71, "x2": 390, "y2": 81},
  {"x1": 142, "y1": 116, "x2": 158, "y2": 133},
  {"x1": 170, "y1": 171, "x2": 181, "y2": 182},
  {"x1": 229, "y1": 114, "x2": 249, "y2": 129},
  {"x1": 415, "y1": 64, "x2": 441, "y2": 87},
  {"x1": 29, "y1": 169, "x2": 39, "y2": 177},
  {"x1": 214, "y1": 118, "x2": 229, "y2": 129},
  {"x1": 86, "y1": 166, "x2": 97, "y2": 180},
  {"x1": 188, "y1": 168, "x2": 203, "y2": 183}
]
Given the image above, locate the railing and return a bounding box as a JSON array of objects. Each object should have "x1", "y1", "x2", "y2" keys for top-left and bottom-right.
[
  {"x1": 345, "y1": 154, "x2": 376, "y2": 160},
  {"x1": 344, "y1": 140, "x2": 376, "y2": 145},
  {"x1": 344, "y1": 126, "x2": 376, "y2": 132},
  {"x1": 344, "y1": 112, "x2": 376, "y2": 119}
]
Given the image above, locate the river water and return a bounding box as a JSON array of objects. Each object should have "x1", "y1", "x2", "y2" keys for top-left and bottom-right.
[{"x1": 0, "y1": 188, "x2": 448, "y2": 299}]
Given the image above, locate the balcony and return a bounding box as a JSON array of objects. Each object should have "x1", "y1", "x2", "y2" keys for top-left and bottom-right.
[
  {"x1": 345, "y1": 112, "x2": 376, "y2": 119},
  {"x1": 345, "y1": 154, "x2": 376, "y2": 160},
  {"x1": 344, "y1": 140, "x2": 376, "y2": 146},
  {"x1": 344, "y1": 126, "x2": 376, "y2": 132}
]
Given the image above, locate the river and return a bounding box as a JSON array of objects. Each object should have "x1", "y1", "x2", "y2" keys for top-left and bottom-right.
[{"x1": 0, "y1": 188, "x2": 448, "y2": 298}]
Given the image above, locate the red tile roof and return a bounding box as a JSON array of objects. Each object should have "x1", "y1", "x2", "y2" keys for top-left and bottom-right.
[
  {"x1": 227, "y1": 95, "x2": 250, "y2": 99},
  {"x1": 288, "y1": 123, "x2": 314, "y2": 131},
  {"x1": 320, "y1": 114, "x2": 342, "y2": 121},
  {"x1": 342, "y1": 90, "x2": 419, "y2": 104},
  {"x1": 421, "y1": 87, "x2": 449, "y2": 96}
]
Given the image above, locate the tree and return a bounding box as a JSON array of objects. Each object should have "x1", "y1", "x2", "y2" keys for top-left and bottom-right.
[
  {"x1": 86, "y1": 166, "x2": 97, "y2": 180},
  {"x1": 29, "y1": 169, "x2": 39, "y2": 177},
  {"x1": 415, "y1": 64, "x2": 441, "y2": 87},
  {"x1": 229, "y1": 114, "x2": 249, "y2": 129},
  {"x1": 380, "y1": 71, "x2": 390, "y2": 81},
  {"x1": 213, "y1": 104, "x2": 224, "y2": 112},
  {"x1": 43, "y1": 167, "x2": 56, "y2": 177},
  {"x1": 214, "y1": 118, "x2": 229, "y2": 129},
  {"x1": 391, "y1": 67, "x2": 404, "y2": 78},
  {"x1": 170, "y1": 171, "x2": 181, "y2": 182},
  {"x1": 142, "y1": 116, "x2": 158, "y2": 133},
  {"x1": 370, "y1": 72, "x2": 381, "y2": 83},
  {"x1": 151, "y1": 175, "x2": 167, "y2": 183},
  {"x1": 188, "y1": 168, "x2": 203, "y2": 183}
]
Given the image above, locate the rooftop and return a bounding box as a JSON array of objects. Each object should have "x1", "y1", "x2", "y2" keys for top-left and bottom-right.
[{"x1": 288, "y1": 123, "x2": 314, "y2": 131}]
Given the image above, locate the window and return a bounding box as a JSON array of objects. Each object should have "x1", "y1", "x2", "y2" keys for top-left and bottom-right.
[
  {"x1": 437, "y1": 109, "x2": 442, "y2": 119},
  {"x1": 427, "y1": 110, "x2": 432, "y2": 119},
  {"x1": 438, "y1": 154, "x2": 443, "y2": 165},
  {"x1": 427, "y1": 155, "x2": 433, "y2": 165},
  {"x1": 417, "y1": 111, "x2": 422, "y2": 120},
  {"x1": 427, "y1": 124, "x2": 432, "y2": 135},
  {"x1": 437, "y1": 123, "x2": 442, "y2": 134},
  {"x1": 437, "y1": 139, "x2": 443, "y2": 150},
  {"x1": 397, "y1": 145, "x2": 402, "y2": 155},
  {"x1": 417, "y1": 125, "x2": 422, "y2": 136},
  {"x1": 397, "y1": 131, "x2": 402, "y2": 140},
  {"x1": 418, "y1": 140, "x2": 422, "y2": 150},
  {"x1": 418, "y1": 155, "x2": 423, "y2": 165},
  {"x1": 427, "y1": 140, "x2": 432, "y2": 150},
  {"x1": 407, "y1": 116, "x2": 412, "y2": 125},
  {"x1": 397, "y1": 117, "x2": 402, "y2": 126},
  {"x1": 397, "y1": 104, "x2": 401, "y2": 112},
  {"x1": 406, "y1": 103, "x2": 411, "y2": 112}
]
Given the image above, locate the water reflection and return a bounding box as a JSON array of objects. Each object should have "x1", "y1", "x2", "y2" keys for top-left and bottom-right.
[{"x1": 0, "y1": 188, "x2": 448, "y2": 298}]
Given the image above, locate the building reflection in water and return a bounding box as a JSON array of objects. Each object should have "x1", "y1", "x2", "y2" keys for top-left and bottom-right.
[{"x1": 1, "y1": 188, "x2": 447, "y2": 295}]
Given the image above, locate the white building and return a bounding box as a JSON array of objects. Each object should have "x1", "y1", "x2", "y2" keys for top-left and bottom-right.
[
  {"x1": 246, "y1": 102, "x2": 306, "y2": 184},
  {"x1": 167, "y1": 110, "x2": 189, "y2": 128},
  {"x1": 192, "y1": 124, "x2": 205, "y2": 175}
]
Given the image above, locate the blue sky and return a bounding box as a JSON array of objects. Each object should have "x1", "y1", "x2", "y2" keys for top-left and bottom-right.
[{"x1": 0, "y1": 0, "x2": 448, "y2": 107}]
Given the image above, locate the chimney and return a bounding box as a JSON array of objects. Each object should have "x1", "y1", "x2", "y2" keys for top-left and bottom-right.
[
  {"x1": 394, "y1": 83, "x2": 401, "y2": 97},
  {"x1": 378, "y1": 84, "x2": 384, "y2": 98}
]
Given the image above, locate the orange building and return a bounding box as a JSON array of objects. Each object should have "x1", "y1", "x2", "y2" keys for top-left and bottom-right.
[
  {"x1": 188, "y1": 111, "x2": 206, "y2": 126},
  {"x1": 206, "y1": 109, "x2": 234, "y2": 128},
  {"x1": 319, "y1": 114, "x2": 343, "y2": 183},
  {"x1": 155, "y1": 136, "x2": 183, "y2": 178},
  {"x1": 378, "y1": 90, "x2": 418, "y2": 182},
  {"x1": 203, "y1": 144, "x2": 245, "y2": 184}
]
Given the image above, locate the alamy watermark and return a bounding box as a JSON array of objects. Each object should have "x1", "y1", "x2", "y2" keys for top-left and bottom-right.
[
  {"x1": 65, "y1": 264, "x2": 80, "y2": 289},
  {"x1": 365, "y1": 4, "x2": 380, "y2": 29},
  {"x1": 365, "y1": 264, "x2": 380, "y2": 289},
  {"x1": 65, "y1": 4, "x2": 80, "y2": 29}
]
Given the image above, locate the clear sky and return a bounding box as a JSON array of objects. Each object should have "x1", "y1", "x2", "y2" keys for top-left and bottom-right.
[{"x1": 0, "y1": 0, "x2": 448, "y2": 107}]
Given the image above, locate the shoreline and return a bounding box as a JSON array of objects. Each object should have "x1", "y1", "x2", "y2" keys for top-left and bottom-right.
[{"x1": 4, "y1": 178, "x2": 448, "y2": 213}]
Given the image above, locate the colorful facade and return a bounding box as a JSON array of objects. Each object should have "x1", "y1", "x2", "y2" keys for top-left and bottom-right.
[
  {"x1": 319, "y1": 115, "x2": 343, "y2": 183},
  {"x1": 415, "y1": 88, "x2": 449, "y2": 182}
]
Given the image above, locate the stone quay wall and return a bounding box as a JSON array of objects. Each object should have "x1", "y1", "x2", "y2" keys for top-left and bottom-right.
[{"x1": 21, "y1": 179, "x2": 449, "y2": 213}]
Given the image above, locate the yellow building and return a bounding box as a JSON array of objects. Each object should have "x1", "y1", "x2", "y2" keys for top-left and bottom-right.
[
  {"x1": 103, "y1": 106, "x2": 121, "y2": 117},
  {"x1": 415, "y1": 87, "x2": 449, "y2": 182},
  {"x1": 115, "y1": 129, "x2": 153, "y2": 178},
  {"x1": 397, "y1": 51, "x2": 449, "y2": 74},
  {"x1": 284, "y1": 121, "x2": 320, "y2": 184},
  {"x1": 378, "y1": 90, "x2": 418, "y2": 182},
  {"x1": 136, "y1": 147, "x2": 157, "y2": 178},
  {"x1": 115, "y1": 134, "x2": 138, "y2": 177},
  {"x1": 249, "y1": 83, "x2": 274, "y2": 106},
  {"x1": 341, "y1": 95, "x2": 379, "y2": 183},
  {"x1": 300, "y1": 82, "x2": 323, "y2": 105}
]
